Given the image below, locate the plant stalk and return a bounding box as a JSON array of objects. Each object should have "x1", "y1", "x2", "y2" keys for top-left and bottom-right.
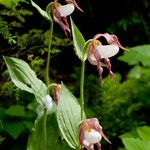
[
  {"x1": 45, "y1": 21, "x2": 54, "y2": 85},
  {"x1": 80, "y1": 60, "x2": 85, "y2": 120},
  {"x1": 42, "y1": 108, "x2": 47, "y2": 150},
  {"x1": 44, "y1": 20, "x2": 53, "y2": 149}
]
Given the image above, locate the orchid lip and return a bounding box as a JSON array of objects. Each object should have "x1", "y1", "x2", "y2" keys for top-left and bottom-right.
[
  {"x1": 57, "y1": 4, "x2": 75, "y2": 17},
  {"x1": 84, "y1": 129, "x2": 102, "y2": 144},
  {"x1": 95, "y1": 44, "x2": 119, "y2": 58}
]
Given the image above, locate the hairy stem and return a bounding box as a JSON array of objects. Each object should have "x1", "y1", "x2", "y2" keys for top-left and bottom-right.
[{"x1": 80, "y1": 60, "x2": 85, "y2": 120}]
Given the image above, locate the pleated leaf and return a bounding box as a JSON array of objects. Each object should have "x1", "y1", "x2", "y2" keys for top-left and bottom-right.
[
  {"x1": 3, "y1": 56, "x2": 47, "y2": 104},
  {"x1": 57, "y1": 84, "x2": 82, "y2": 149}
]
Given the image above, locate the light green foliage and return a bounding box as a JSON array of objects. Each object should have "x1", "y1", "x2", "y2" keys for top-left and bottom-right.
[
  {"x1": 3, "y1": 56, "x2": 47, "y2": 104},
  {"x1": 120, "y1": 126, "x2": 150, "y2": 150},
  {"x1": 118, "y1": 45, "x2": 150, "y2": 66},
  {"x1": 0, "y1": 0, "x2": 26, "y2": 10},
  {"x1": 57, "y1": 84, "x2": 82, "y2": 149}
]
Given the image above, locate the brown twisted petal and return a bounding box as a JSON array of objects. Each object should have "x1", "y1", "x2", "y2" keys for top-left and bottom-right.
[
  {"x1": 93, "y1": 33, "x2": 128, "y2": 51},
  {"x1": 53, "y1": 6, "x2": 71, "y2": 37},
  {"x1": 87, "y1": 42, "x2": 99, "y2": 65}
]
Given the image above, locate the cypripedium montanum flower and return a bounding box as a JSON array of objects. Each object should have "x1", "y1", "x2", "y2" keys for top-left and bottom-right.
[
  {"x1": 78, "y1": 118, "x2": 111, "y2": 150},
  {"x1": 52, "y1": 0, "x2": 83, "y2": 36},
  {"x1": 87, "y1": 33, "x2": 128, "y2": 84}
]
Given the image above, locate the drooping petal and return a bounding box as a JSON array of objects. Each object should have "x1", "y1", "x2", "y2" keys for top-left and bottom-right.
[
  {"x1": 87, "y1": 43, "x2": 99, "y2": 65},
  {"x1": 96, "y1": 143, "x2": 101, "y2": 150},
  {"x1": 111, "y1": 35, "x2": 128, "y2": 51},
  {"x1": 57, "y1": 4, "x2": 75, "y2": 17},
  {"x1": 95, "y1": 44, "x2": 119, "y2": 58}
]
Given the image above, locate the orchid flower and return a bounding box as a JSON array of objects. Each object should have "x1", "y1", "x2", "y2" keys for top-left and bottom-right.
[
  {"x1": 52, "y1": 0, "x2": 83, "y2": 36},
  {"x1": 87, "y1": 33, "x2": 128, "y2": 83},
  {"x1": 79, "y1": 118, "x2": 111, "y2": 150}
]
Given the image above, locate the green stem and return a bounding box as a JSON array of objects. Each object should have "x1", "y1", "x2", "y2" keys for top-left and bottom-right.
[
  {"x1": 80, "y1": 60, "x2": 85, "y2": 120},
  {"x1": 44, "y1": 20, "x2": 53, "y2": 149},
  {"x1": 42, "y1": 108, "x2": 47, "y2": 150},
  {"x1": 45, "y1": 21, "x2": 54, "y2": 85}
]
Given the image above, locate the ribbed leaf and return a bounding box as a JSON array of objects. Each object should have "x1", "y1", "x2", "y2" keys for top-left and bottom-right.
[
  {"x1": 3, "y1": 56, "x2": 47, "y2": 104},
  {"x1": 57, "y1": 84, "x2": 82, "y2": 149},
  {"x1": 70, "y1": 17, "x2": 86, "y2": 61}
]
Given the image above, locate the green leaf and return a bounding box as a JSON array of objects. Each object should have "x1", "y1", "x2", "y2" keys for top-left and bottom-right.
[
  {"x1": 137, "y1": 126, "x2": 150, "y2": 141},
  {"x1": 118, "y1": 45, "x2": 150, "y2": 66},
  {"x1": 27, "y1": 113, "x2": 72, "y2": 150},
  {"x1": 3, "y1": 121, "x2": 26, "y2": 139},
  {"x1": 6, "y1": 105, "x2": 26, "y2": 117},
  {"x1": 57, "y1": 84, "x2": 82, "y2": 149},
  {"x1": 128, "y1": 65, "x2": 142, "y2": 79},
  {"x1": 3, "y1": 56, "x2": 47, "y2": 104},
  {"x1": 0, "y1": 0, "x2": 25, "y2": 9},
  {"x1": 122, "y1": 138, "x2": 148, "y2": 150},
  {"x1": 31, "y1": 0, "x2": 50, "y2": 21},
  {"x1": 70, "y1": 17, "x2": 86, "y2": 61}
]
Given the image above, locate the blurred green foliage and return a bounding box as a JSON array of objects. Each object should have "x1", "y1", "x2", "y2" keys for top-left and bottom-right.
[{"x1": 120, "y1": 125, "x2": 150, "y2": 150}]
